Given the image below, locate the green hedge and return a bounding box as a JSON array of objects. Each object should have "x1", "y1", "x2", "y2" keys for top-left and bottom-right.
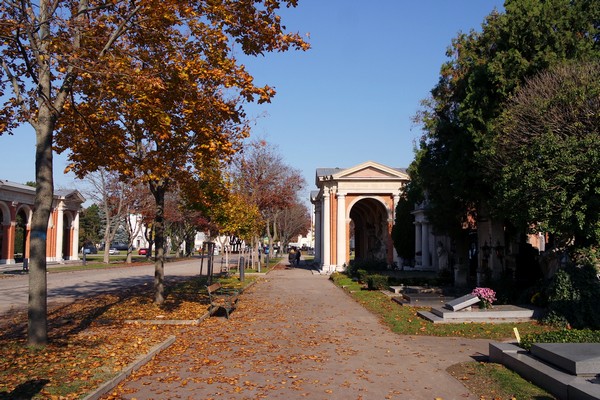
[{"x1": 520, "y1": 329, "x2": 600, "y2": 351}]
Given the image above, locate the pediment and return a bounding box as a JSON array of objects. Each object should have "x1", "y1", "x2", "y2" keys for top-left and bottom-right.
[{"x1": 332, "y1": 161, "x2": 408, "y2": 181}]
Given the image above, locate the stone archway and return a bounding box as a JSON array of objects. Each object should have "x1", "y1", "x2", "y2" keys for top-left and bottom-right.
[
  {"x1": 350, "y1": 198, "x2": 388, "y2": 262},
  {"x1": 312, "y1": 161, "x2": 409, "y2": 273}
]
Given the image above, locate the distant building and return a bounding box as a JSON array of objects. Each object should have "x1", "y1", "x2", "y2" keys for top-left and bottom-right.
[{"x1": 0, "y1": 180, "x2": 85, "y2": 264}]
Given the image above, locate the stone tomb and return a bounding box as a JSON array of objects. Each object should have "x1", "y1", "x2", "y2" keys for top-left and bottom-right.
[
  {"x1": 417, "y1": 293, "x2": 537, "y2": 323},
  {"x1": 532, "y1": 343, "x2": 600, "y2": 377},
  {"x1": 490, "y1": 342, "x2": 600, "y2": 399},
  {"x1": 389, "y1": 285, "x2": 455, "y2": 307}
]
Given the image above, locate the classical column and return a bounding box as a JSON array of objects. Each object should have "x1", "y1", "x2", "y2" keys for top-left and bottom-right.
[
  {"x1": 322, "y1": 188, "x2": 331, "y2": 271},
  {"x1": 6, "y1": 221, "x2": 16, "y2": 264},
  {"x1": 415, "y1": 222, "x2": 422, "y2": 266},
  {"x1": 421, "y1": 222, "x2": 430, "y2": 269},
  {"x1": 314, "y1": 202, "x2": 322, "y2": 264},
  {"x1": 336, "y1": 192, "x2": 346, "y2": 269},
  {"x1": 392, "y1": 195, "x2": 400, "y2": 265},
  {"x1": 55, "y1": 204, "x2": 64, "y2": 263},
  {"x1": 71, "y1": 211, "x2": 80, "y2": 261},
  {"x1": 0, "y1": 223, "x2": 9, "y2": 264}
]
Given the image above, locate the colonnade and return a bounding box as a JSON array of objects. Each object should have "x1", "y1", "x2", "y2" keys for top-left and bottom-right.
[{"x1": 0, "y1": 181, "x2": 84, "y2": 264}]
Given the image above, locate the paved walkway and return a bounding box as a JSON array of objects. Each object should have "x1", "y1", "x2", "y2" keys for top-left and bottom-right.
[{"x1": 108, "y1": 264, "x2": 490, "y2": 399}]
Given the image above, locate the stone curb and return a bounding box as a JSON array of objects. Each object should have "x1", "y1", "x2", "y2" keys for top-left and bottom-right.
[{"x1": 82, "y1": 335, "x2": 177, "y2": 400}]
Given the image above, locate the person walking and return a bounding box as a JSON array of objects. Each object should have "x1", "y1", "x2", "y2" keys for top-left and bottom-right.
[{"x1": 295, "y1": 248, "x2": 301, "y2": 266}]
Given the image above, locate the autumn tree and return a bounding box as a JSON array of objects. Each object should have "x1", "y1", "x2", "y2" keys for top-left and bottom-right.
[
  {"x1": 229, "y1": 139, "x2": 306, "y2": 253},
  {"x1": 49, "y1": 2, "x2": 307, "y2": 306},
  {"x1": 276, "y1": 201, "x2": 310, "y2": 250},
  {"x1": 0, "y1": 0, "x2": 153, "y2": 345},
  {"x1": 492, "y1": 61, "x2": 600, "y2": 249},
  {"x1": 163, "y1": 189, "x2": 211, "y2": 258},
  {"x1": 84, "y1": 169, "x2": 128, "y2": 263},
  {"x1": 412, "y1": 0, "x2": 600, "y2": 241}
]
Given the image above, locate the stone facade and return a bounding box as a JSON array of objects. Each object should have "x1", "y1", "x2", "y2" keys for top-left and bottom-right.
[
  {"x1": 311, "y1": 161, "x2": 409, "y2": 273},
  {"x1": 0, "y1": 180, "x2": 85, "y2": 264}
]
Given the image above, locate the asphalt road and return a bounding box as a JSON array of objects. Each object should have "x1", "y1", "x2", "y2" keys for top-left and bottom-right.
[{"x1": 0, "y1": 257, "x2": 236, "y2": 316}]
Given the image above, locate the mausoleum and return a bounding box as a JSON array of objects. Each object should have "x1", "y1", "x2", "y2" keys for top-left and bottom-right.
[
  {"x1": 311, "y1": 161, "x2": 410, "y2": 273},
  {"x1": 0, "y1": 180, "x2": 85, "y2": 265}
]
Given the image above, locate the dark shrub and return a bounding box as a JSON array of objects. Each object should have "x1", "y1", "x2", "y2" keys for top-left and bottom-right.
[
  {"x1": 367, "y1": 274, "x2": 389, "y2": 290},
  {"x1": 356, "y1": 269, "x2": 368, "y2": 283},
  {"x1": 348, "y1": 259, "x2": 388, "y2": 274},
  {"x1": 544, "y1": 262, "x2": 600, "y2": 329}
]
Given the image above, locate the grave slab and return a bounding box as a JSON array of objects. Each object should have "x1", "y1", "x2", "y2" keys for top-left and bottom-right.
[
  {"x1": 444, "y1": 293, "x2": 480, "y2": 311},
  {"x1": 531, "y1": 343, "x2": 600, "y2": 377}
]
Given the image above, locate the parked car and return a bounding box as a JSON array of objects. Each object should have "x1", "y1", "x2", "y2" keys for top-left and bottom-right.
[
  {"x1": 82, "y1": 245, "x2": 97, "y2": 254},
  {"x1": 138, "y1": 248, "x2": 149, "y2": 255},
  {"x1": 109, "y1": 248, "x2": 120, "y2": 255},
  {"x1": 111, "y1": 242, "x2": 130, "y2": 251}
]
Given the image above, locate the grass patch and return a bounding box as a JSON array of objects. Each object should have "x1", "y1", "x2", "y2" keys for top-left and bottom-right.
[
  {"x1": 447, "y1": 362, "x2": 556, "y2": 399},
  {"x1": 331, "y1": 272, "x2": 556, "y2": 339}
]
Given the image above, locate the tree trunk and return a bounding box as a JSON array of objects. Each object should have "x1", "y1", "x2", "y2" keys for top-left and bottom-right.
[
  {"x1": 150, "y1": 183, "x2": 166, "y2": 305},
  {"x1": 28, "y1": 108, "x2": 55, "y2": 346}
]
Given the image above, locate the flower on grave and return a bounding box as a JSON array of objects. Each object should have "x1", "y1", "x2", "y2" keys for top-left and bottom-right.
[{"x1": 471, "y1": 287, "x2": 496, "y2": 309}]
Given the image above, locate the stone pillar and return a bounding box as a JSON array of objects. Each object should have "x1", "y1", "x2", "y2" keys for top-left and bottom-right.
[
  {"x1": 322, "y1": 188, "x2": 331, "y2": 272},
  {"x1": 421, "y1": 222, "x2": 430, "y2": 269},
  {"x1": 55, "y1": 204, "x2": 64, "y2": 263},
  {"x1": 314, "y1": 203, "x2": 322, "y2": 264},
  {"x1": 415, "y1": 223, "x2": 422, "y2": 252},
  {"x1": 392, "y1": 195, "x2": 400, "y2": 265},
  {"x1": 0, "y1": 223, "x2": 9, "y2": 264},
  {"x1": 415, "y1": 222, "x2": 422, "y2": 267},
  {"x1": 6, "y1": 221, "x2": 16, "y2": 264},
  {"x1": 336, "y1": 192, "x2": 346, "y2": 269},
  {"x1": 72, "y1": 211, "x2": 80, "y2": 261}
]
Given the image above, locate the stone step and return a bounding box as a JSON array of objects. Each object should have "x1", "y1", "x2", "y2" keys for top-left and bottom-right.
[{"x1": 416, "y1": 310, "x2": 445, "y2": 323}]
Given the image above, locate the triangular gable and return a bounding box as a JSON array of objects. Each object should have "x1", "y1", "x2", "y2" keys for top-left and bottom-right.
[
  {"x1": 55, "y1": 189, "x2": 86, "y2": 204},
  {"x1": 332, "y1": 161, "x2": 408, "y2": 180}
]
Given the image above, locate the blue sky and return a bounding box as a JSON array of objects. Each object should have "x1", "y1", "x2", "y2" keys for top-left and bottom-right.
[{"x1": 1, "y1": 0, "x2": 503, "y2": 200}]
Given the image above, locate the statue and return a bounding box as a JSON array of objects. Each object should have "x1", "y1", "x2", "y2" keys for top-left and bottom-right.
[{"x1": 437, "y1": 241, "x2": 448, "y2": 270}]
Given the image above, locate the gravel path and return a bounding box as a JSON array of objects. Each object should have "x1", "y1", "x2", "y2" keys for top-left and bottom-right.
[{"x1": 108, "y1": 265, "x2": 490, "y2": 399}]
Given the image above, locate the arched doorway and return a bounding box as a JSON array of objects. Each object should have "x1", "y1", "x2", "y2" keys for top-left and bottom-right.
[
  {"x1": 14, "y1": 209, "x2": 27, "y2": 262},
  {"x1": 350, "y1": 198, "x2": 389, "y2": 262}
]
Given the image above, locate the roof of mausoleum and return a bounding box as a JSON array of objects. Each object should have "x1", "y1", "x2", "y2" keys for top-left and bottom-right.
[{"x1": 315, "y1": 161, "x2": 408, "y2": 185}]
